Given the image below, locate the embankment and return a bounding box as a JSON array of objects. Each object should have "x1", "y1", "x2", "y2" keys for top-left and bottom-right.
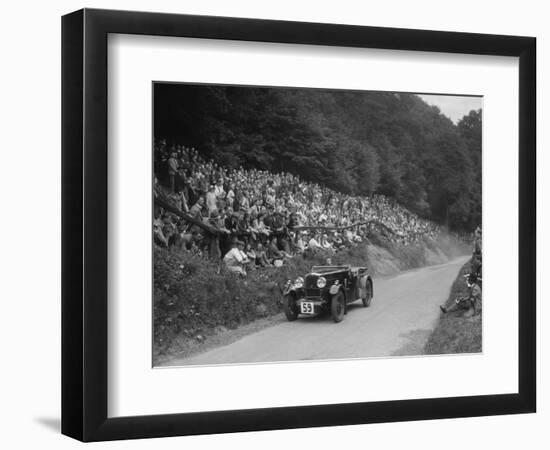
[{"x1": 365, "y1": 232, "x2": 468, "y2": 277}]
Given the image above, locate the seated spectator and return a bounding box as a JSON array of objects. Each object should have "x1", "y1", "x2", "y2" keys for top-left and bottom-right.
[
  {"x1": 277, "y1": 233, "x2": 292, "y2": 255},
  {"x1": 307, "y1": 232, "x2": 323, "y2": 250},
  {"x1": 293, "y1": 232, "x2": 307, "y2": 253},
  {"x1": 248, "y1": 199, "x2": 259, "y2": 218},
  {"x1": 255, "y1": 213, "x2": 272, "y2": 236},
  {"x1": 153, "y1": 218, "x2": 169, "y2": 248},
  {"x1": 244, "y1": 242, "x2": 257, "y2": 270},
  {"x1": 240, "y1": 193, "x2": 250, "y2": 212},
  {"x1": 169, "y1": 190, "x2": 188, "y2": 213},
  {"x1": 320, "y1": 233, "x2": 334, "y2": 251},
  {"x1": 179, "y1": 229, "x2": 194, "y2": 250},
  {"x1": 267, "y1": 236, "x2": 285, "y2": 265},
  {"x1": 255, "y1": 242, "x2": 271, "y2": 267},
  {"x1": 162, "y1": 223, "x2": 175, "y2": 248},
  {"x1": 223, "y1": 240, "x2": 247, "y2": 276}
]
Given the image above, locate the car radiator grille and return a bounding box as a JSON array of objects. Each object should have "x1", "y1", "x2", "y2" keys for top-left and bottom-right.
[{"x1": 305, "y1": 288, "x2": 321, "y2": 297}]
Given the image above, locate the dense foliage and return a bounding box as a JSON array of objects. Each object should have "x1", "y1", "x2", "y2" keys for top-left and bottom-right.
[{"x1": 155, "y1": 85, "x2": 481, "y2": 231}]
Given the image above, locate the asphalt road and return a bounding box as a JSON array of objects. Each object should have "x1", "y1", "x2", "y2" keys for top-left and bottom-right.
[{"x1": 164, "y1": 256, "x2": 470, "y2": 366}]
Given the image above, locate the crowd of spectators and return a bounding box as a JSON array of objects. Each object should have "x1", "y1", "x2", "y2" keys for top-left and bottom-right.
[{"x1": 153, "y1": 140, "x2": 441, "y2": 275}]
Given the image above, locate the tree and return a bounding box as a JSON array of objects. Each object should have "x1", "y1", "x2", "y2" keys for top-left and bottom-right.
[{"x1": 154, "y1": 85, "x2": 482, "y2": 231}]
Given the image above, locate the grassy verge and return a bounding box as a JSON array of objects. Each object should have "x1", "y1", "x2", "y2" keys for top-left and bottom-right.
[{"x1": 423, "y1": 259, "x2": 482, "y2": 355}]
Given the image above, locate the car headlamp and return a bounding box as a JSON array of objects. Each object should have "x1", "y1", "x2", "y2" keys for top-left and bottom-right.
[
  {"x1": 294, "y1": 277, "x2": 304, "y2": 288},
  {"x1": 316, "y1": 277, "x2": 327, "y2": 288}
]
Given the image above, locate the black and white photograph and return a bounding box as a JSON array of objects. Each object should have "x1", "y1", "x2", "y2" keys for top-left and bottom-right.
[
  {"x1": 0, "y1": 0, "x2": 543, "y2": 446},
  {"x1": 152, "y1": 83, "x2": 483, "y2": 367}
]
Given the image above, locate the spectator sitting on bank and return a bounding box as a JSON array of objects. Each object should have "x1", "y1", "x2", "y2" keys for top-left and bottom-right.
[
  {"x1": 254, "y1": 212, "x2": 271, "y2": 236},
  {"x1": 296, "y1": 232, "x2": 307, "y2": 253},
  {"x1": 209, "y1": 210, "x2": 230, "y2": 235},
  {"x1": 255, "y1": 242, "x2": 271, "y2": 267},
  {"x1": 244, "y1": 242, "x2": 257, "y2": 270},
  {"x1": 153, "y1": 215, "x2": 169, "y2": 247},
  {"x1": 332, "y1": 233, "x2": 345, "y2": 250},
  {"x1": 168, "y1": 190, "x2": 188, "y2": 213},
  {"x1": 162, "y1": 222, "x2": 175, "y2": 249},
  {"x1": 440, "y1": 272, "x2": 481, "y2": 317},
  {"x1": 307, "y1": 232, "x2": 323, "y2": 251},
  {"x1": 267, "y1": 236, "x2": 286, "y2": 266},
  {"x1": 223, "y1": 240, "x2": 247, "y2": 276},
  {"x1": 320, "y1": 233, "x2": 334, "y2": 251},
  {"x1": 178, "y1": 226, "x2": 195, "y2": 250}
]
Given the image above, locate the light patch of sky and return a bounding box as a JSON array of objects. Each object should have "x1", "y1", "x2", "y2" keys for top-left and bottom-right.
[{"x1": 417, "y1": 94, "x2": 482, "y2": 124}]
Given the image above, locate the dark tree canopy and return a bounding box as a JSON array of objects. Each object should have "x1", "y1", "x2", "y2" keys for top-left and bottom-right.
[{"x1": 154, "y1": 84, "x2": 481, "y2": 231}]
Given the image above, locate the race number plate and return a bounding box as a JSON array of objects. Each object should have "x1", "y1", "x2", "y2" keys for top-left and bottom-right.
[{"x1": 300, "y1": 302, "x2": 315, "y2": 314}]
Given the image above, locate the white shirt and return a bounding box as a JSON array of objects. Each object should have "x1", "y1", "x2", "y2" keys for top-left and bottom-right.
[
  {"x1": 226, "y1": 189, "x2": 235, "y2": 204},
  {"x1": 308, "y1": 238, "x2": 321, "y2": 249},
  {"x1": 223, "y1": 247, "x2": 244, "y2": 267}
]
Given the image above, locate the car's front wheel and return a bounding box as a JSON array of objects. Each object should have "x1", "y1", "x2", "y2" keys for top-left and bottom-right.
[
  {"x1": 284, "y1": 294, "x2": 299, "y2": 321},
  {"x1": 331, "y1": 291, "x2": 345, "y2": 323},
  {"x1": 362, "y1": 280, "x2": 373, "y2": 307}
]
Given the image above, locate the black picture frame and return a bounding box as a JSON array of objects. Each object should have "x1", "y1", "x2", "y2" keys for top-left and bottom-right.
[{"x1": 61, "y1": 8, "x2": 536, "y2": 442}]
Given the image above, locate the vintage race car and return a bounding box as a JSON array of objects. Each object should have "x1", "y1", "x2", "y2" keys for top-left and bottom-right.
[{"x1": 283, "y1": 265, "x2": 374, "y2": 323}]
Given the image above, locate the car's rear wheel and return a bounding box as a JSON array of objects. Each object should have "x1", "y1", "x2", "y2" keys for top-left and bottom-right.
[
  {"x1": 362, "y1": 280, "x2": 373, "y2": 307},
  {"x1": 284, "y1": 294, "x2": 299, "y2": 321},
  {"x1": 331, "y1": 291, "x2": 345, "y2": 323}
]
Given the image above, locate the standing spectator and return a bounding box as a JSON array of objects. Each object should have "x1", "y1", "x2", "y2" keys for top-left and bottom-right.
[
  {"x1": 214, "y1": 179, "x2": 225, "y2": 198},
  {"x1": 226, "y1": 183, "x2": 235, "y2": 208},
  {"x1": 189, "y1": 197, "x2": 205, "y2": 219},
  {"x1": 240, "y1": 192, "x2": 250, "y2": 212},
  {"x1": 472, "y1": 226, "x2": 482, "y2": 276},
  {"x1": 206, "y1": 211, "x2": 222, "y2": 260},
  {"x1": 167, "y1": 151, "x2": 179, "y2": 192},
  {"x1": 205, "y1": 185, "x2": 218, "y2": 217},
  {"x1": 170, "y1": 190, "x2": 188, "y2": 213}
]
